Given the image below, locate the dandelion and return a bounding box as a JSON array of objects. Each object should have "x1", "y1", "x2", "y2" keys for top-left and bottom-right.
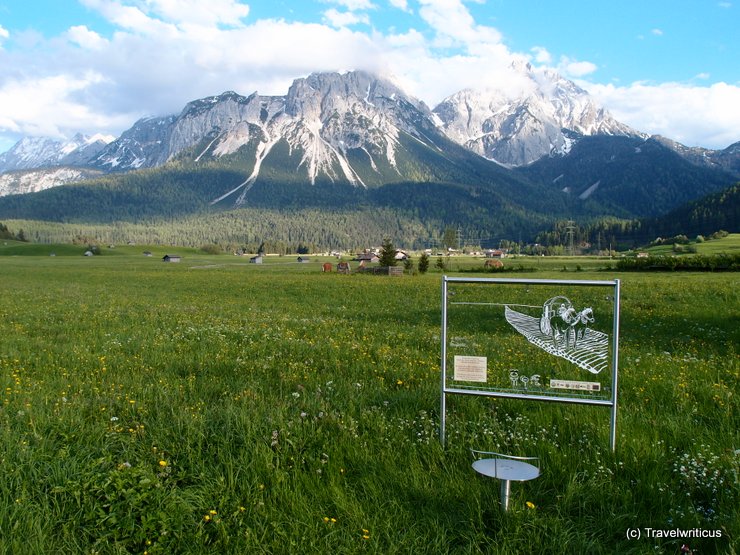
[
  {"x1": 158, "y1": 460, "x2": 167, "y2": 467},
  {"x1": 526, "y1": 501, "x2": 536, "y2": 509}
]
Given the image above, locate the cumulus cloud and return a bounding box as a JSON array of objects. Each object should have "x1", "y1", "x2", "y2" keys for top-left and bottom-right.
[
  {"x1": 559, "y1": 56, "x2": 598, "y2": 78},
  {"x1": 0, "y1": 72, "x2": 134, "y2": 138},
  {"x1": 324, "y1": 0, "x2": 376, "y2": 9},
  {"x1": 584, "y1": 80, "x2": 740, "y2": 148},
  {"x1": 66, "y1": 26, "x2": 108, "y2": 50},
  {"x1": 530, "y1": 46, "x2": 552, "y2": 65},
  {"x1": 323, "y1": 8, "x2": 370, "y2": 28},
  {"x1": 418, "y1": 0, "x2": 502, "y2": 49},
  {"x1": 0, "y1": 0, "x2": 736, "y2": 153},
  {"x1": 388, "y1": 0, "x2": 410, "y2": 11},
  {"x1": 80, "y1": 0, "x2": 249, "y2": 29}
]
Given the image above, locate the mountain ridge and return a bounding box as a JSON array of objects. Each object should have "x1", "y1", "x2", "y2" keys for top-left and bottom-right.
[{"x1": 0, "y1": 69, "x2": 737, "y2": 241}]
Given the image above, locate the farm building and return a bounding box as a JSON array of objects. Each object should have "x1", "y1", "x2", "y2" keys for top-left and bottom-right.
[
  {"x1": 355, "y1": 252, "x2": 380, "y2": 263},
  {"x1": 162, "y1": 255, "x2": 181, "y2": 263},
  {"x1": 250, "y1": 255, "x2": 263, "y2": 264},
  {"x1": 297, "y1": 256, "x2": 311, "y2": 263}
]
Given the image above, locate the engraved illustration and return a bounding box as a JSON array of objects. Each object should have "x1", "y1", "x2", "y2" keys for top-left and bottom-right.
[{"x1": 504, "y1": 296, "x2": 608, "y2": 374}]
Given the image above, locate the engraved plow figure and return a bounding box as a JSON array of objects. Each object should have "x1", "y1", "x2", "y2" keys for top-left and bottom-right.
[{"x1": 539, "y1": 296, "x2": 594, "y2": 350}]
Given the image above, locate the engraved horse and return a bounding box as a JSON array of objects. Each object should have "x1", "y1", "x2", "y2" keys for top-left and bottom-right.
[{"x1": 540, "y1": 297, "x2": 594, "y2": 350}]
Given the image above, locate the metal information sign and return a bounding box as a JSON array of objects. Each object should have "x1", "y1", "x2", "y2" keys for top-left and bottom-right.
[{"x1": 440, "y1": 276, "x2": 621, "y2": 451}]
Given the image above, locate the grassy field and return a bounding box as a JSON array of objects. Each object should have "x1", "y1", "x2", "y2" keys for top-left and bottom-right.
[
  {"x1": 643, "y1": 233, "x2": 740, "y2": 257},
  {"x1": 0, "y1": 249, "x2": 738, "y2": 554}
]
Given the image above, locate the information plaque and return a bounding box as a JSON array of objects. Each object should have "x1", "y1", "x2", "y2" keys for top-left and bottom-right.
[{"x1": 440, "y1": 276, "x2": 621, "y2": 450}]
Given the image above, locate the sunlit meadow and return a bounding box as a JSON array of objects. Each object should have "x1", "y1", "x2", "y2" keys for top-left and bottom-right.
[{"x1": 0, "y1": 249, "x2": 738, "y2": 554}]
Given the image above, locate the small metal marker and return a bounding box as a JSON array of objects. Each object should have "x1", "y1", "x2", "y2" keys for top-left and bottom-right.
[{"x1": 471, "y1": 451, "x2": 540, "y2": 511}]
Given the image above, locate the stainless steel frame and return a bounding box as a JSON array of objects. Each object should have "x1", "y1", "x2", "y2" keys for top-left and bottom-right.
[{"x1": 440, "y1": 276, "x2": 621, "y2": 451}]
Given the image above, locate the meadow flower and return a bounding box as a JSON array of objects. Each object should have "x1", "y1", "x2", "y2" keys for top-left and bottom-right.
[
  {"x1": 158, "y1": 460, "x2": 167, "y2": 467},
  {"x1": 526, "y1": 501, "x2": 536, "y2": 509}
]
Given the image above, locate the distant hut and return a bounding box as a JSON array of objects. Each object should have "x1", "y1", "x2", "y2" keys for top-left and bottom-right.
[
  {"x1": 162, "y1": 254, "x2": 181, "y2": 263},
  {"x1": 249, "y1": 255, "x2": 263, "y2": 264}
]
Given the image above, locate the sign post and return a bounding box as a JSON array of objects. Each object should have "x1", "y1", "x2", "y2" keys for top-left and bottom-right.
[{"x1": 440, "y1": 276, "x2": 620, "y2": 451}]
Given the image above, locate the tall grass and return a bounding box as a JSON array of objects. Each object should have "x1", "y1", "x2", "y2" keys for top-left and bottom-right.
[{"x1": 0, "y1": 254, "x2": 737, "y2": 553}]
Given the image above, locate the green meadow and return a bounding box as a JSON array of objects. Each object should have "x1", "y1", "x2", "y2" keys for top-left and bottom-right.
[{"x1": 0, "y1": 249, "x2": 738, "y2": 554}]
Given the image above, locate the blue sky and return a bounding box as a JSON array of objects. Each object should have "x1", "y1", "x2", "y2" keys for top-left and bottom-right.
[{"x1": 0, "y1": 0, "x2": 738, "y2": 152}]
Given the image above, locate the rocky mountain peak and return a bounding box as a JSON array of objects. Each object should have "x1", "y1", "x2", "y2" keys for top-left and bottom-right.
[{"x1": 433, "y1": 64, "x2": 642, "y2": 166}]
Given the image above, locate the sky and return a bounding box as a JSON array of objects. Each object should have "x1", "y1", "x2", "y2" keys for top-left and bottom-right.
[{"x1": 0, "y1": 0, "x2": 738, "y2": 154}]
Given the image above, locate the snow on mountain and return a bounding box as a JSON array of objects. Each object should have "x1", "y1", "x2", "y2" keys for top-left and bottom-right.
[
  {"x1": 433, "y1": 61, "x2": 642, "y2": 166},
  {"x1": 92, "y1": 71, "x2": 440, "y2": 203},
  {"x1": 0, "y1": 134, "x2": 113, "y2": 174},
  {"x1": 6, "y1": 66, "x2": 732, "y2": 205},
  {"x1": 0, "y1": 167, "x2": 103, "y2": 197}
]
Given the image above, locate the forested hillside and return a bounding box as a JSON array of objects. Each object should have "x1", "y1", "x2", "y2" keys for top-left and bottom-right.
[{"x1": 532, "y1": 183, "x2": 740, "y2": 251}]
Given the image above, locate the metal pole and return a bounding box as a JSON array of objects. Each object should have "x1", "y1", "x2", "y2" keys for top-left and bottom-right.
[
  {"x1": 609, "y1": 279, "x2": 621, "y2": 452},
  {"x1": 500, "y1": 480, "x2": 511, "y2": 511},
  {"x1": 440, "y1": 276, "x2": 448, "y2": 447}
]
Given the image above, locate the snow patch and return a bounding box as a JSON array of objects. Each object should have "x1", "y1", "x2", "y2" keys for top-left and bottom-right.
[{"x1": 579, "y1": 180, "x2": 600, "y2": 200}]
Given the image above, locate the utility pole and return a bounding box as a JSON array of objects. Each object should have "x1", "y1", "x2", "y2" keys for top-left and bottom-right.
[{"x1": 566, "y1": 220, "x2": 576, "y2": 256}]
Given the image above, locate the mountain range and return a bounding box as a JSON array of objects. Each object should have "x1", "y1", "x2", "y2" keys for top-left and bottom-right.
[{"x1": 0, "y1": 66, "x2": 737, "y2": 247}]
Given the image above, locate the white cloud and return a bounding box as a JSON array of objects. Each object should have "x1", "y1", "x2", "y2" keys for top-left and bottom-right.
[
  {"x1": 531, "y1": 46, "x2": 552, "y2": 64},
  {"x1": 0, "y1": 0, "x2": 736, "y2": 153},
  {"x1": 559, "y1": 56, "x2": 598, "y2": 78},
  {"x1": 323, "y1": 8, "x2": 370, "y2": 28},
  {"x1": 585, "y1": 80, "x2": 740, "y2": 148},
  {"x1": 143, "y1": 0, "x2": 250, "y2": 27},
  {"x1": 0, "y1": 72, "x2": 133, "y2": 138},
  {"x1": 0, "y1": 25, "x2": 9, "y2": 41},
  {"x1": 66, "y1": 26, "x2": 108, "y2": 50},
  {"x1": 80, "y1": 0, "x2": 249, "y2": 29},
  {"x1": 651, "y1": 28, "x2": 664, "y2": 36},
  {"x1": 323, "y1": 0, "x2": 376, "y2": 10},
  {"x1": 418, "y1": 0, "x2": 503, "y2": 49},
  {"x1": 388, "y1": 0, "x2": 410, "y2": 11}
]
